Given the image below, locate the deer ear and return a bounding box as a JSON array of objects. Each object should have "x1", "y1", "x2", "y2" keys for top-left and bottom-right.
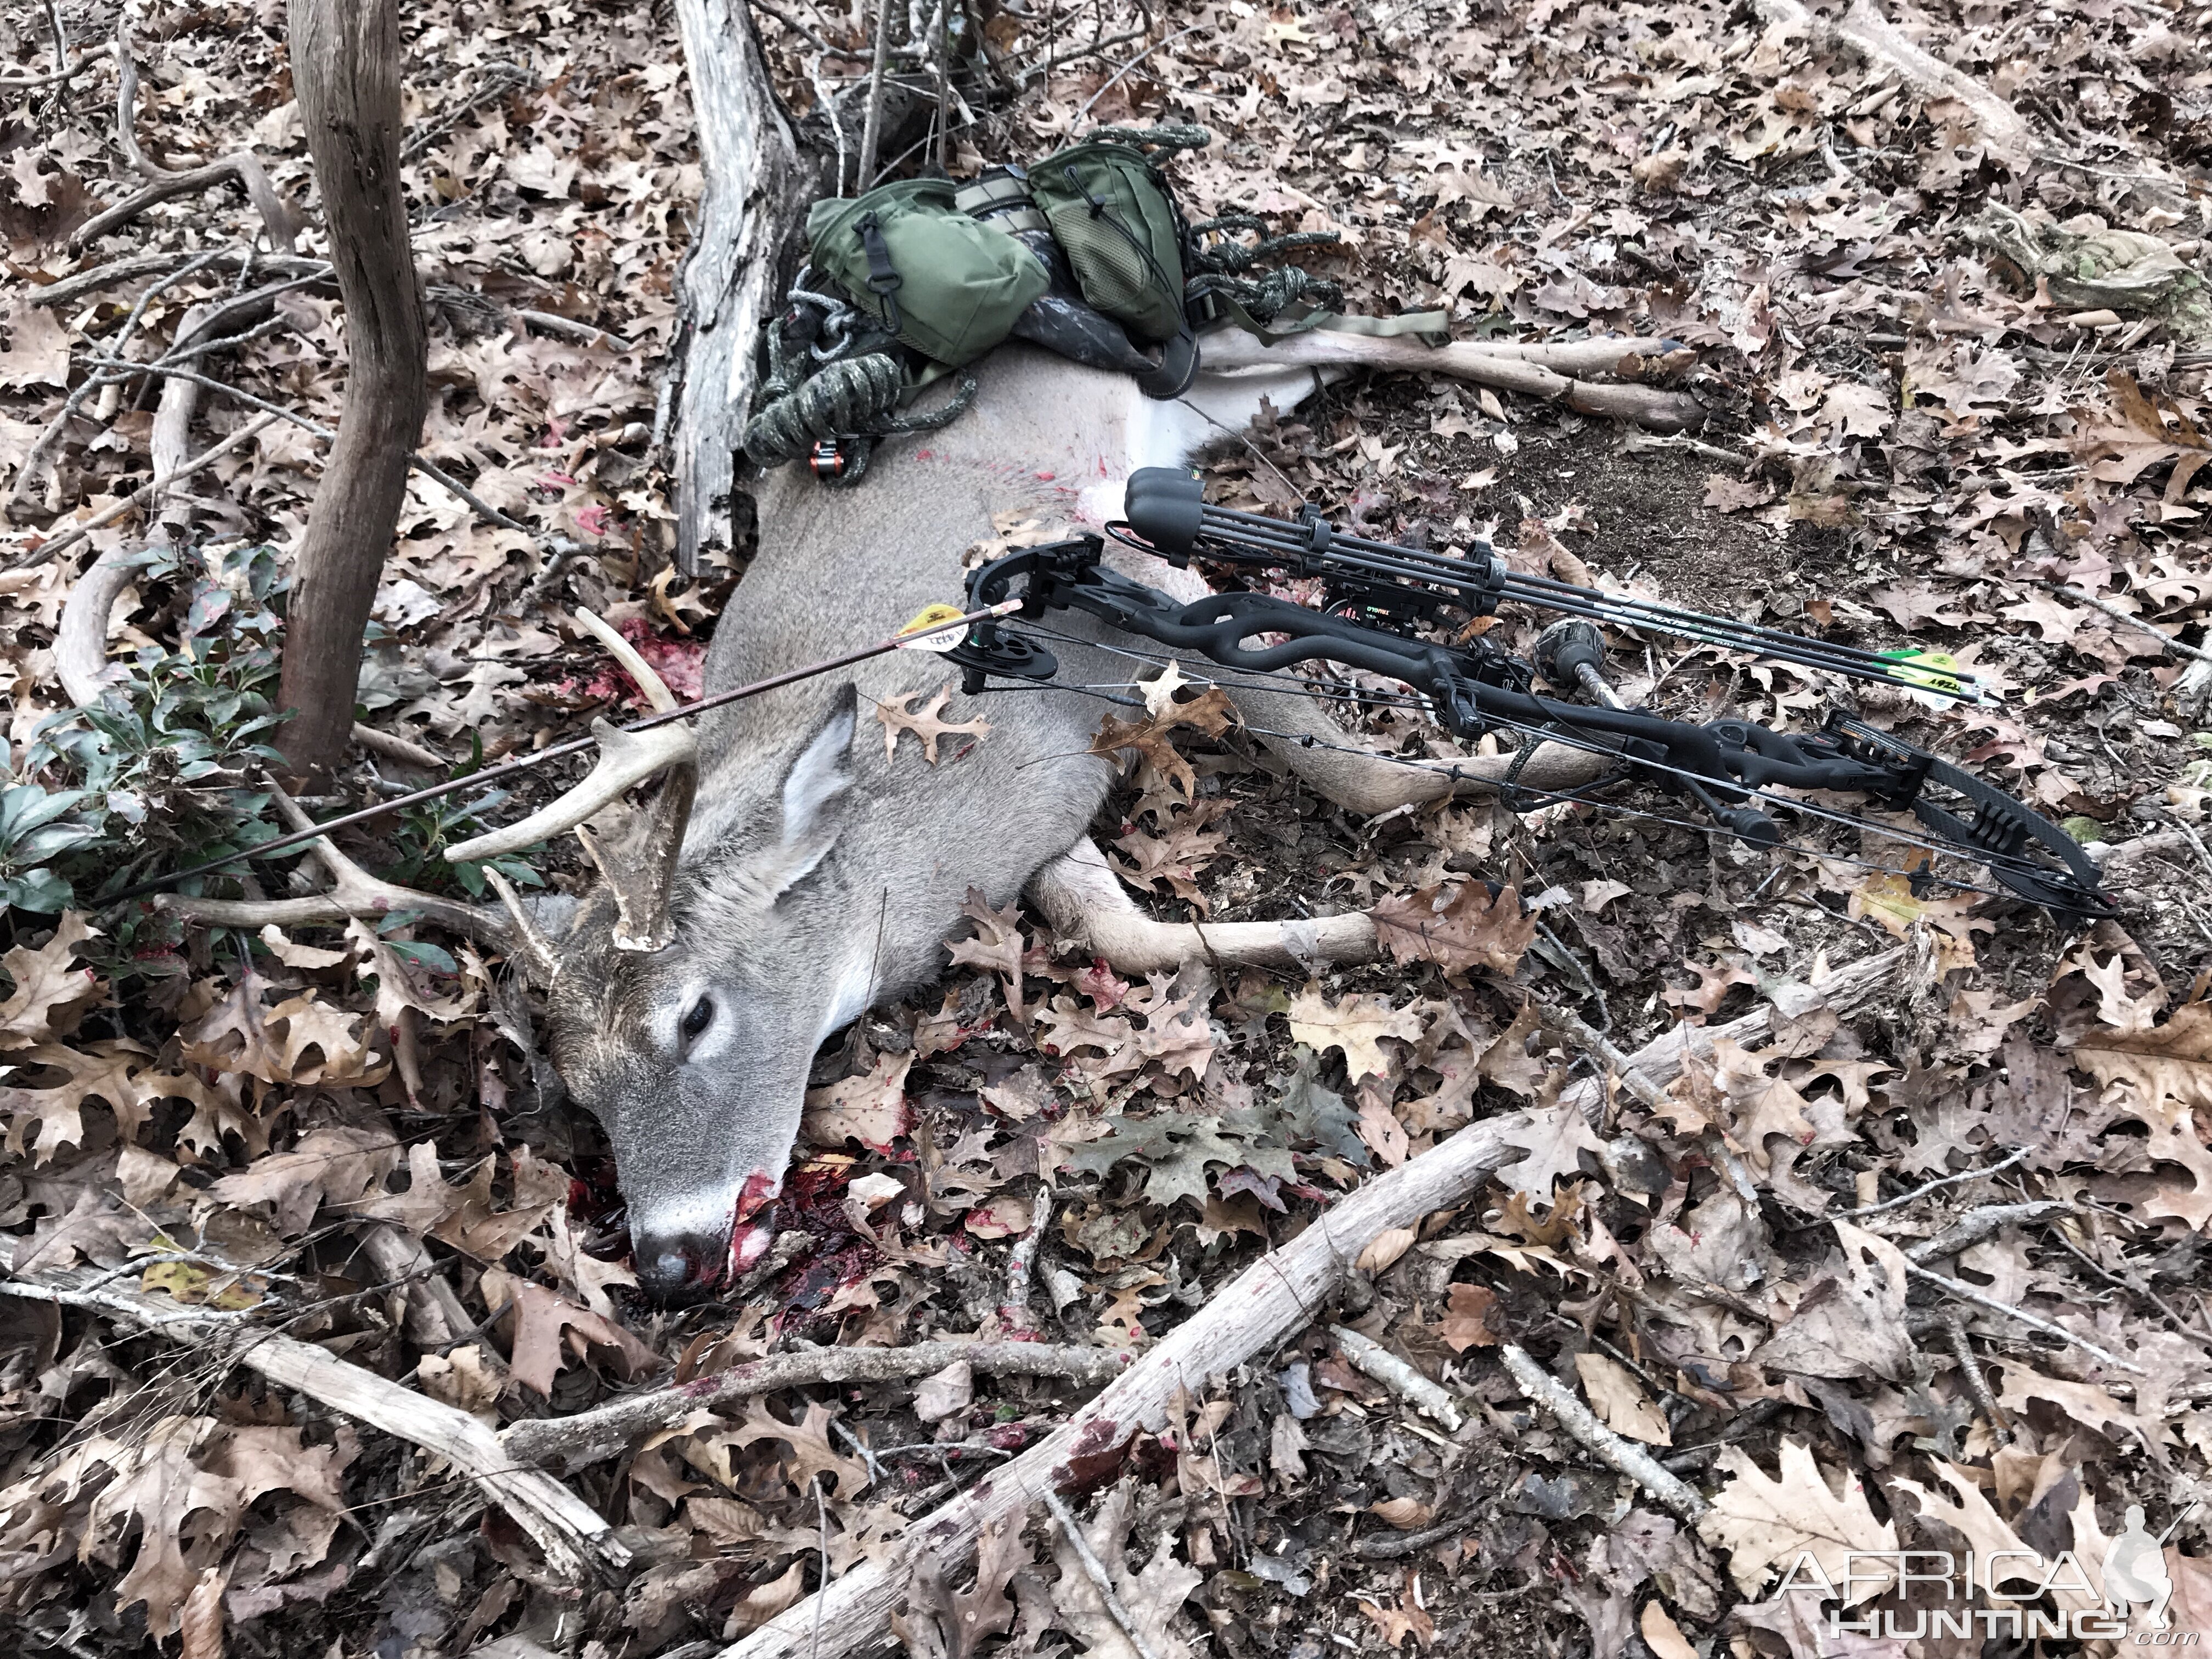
[
  {"x1": 743, "y1": 683, "x2": 855, "y2": 899},
  {"x1": 710, "y1": 686, "x2": 858, "y2": 907},
  {"x1": 781, "y1": 682, "x2": 857, "y2": 848}
]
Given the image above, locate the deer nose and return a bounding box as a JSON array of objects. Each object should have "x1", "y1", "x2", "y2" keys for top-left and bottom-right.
[{"x1": 634, "y1": 1236, "x2": 715, "y2": 1303}]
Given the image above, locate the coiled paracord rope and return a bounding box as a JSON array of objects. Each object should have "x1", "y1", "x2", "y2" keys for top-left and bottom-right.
[
  {"x1": 1186, "y1": 213, "x2": 1346, "y2": 324},
  {"x1": 1087, "y1": 122, "x2": 1212, "y2": 152},
  {"x1": 742, "y1": 352, "x2": 981, "y2": 487}
]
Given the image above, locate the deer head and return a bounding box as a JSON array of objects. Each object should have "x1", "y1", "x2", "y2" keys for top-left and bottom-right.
[{"x1": 448, "y1": 614, "x2": 869, "y2": 1303}]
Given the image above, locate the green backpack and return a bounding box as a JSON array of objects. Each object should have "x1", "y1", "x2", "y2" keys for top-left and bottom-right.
[
  {"x1": 1026, "y1": 139, "x2": 1188, "y2": 345},
  {"x1": 806, "y1": 178, "x2": 1049, "y2": 368}
]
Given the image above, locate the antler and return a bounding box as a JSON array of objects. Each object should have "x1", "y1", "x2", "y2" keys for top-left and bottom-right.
[
  {"x1": 156, "y1": 787, "x2": 515, "y2": 951},
  {"x1": 445, "y1": 611, "x2": 698, "y2": 954}
]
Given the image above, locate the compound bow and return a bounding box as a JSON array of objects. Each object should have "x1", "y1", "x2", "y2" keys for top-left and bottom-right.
[{"x1": 946, "y1": 467, "x2": 2114, "y2": 918}]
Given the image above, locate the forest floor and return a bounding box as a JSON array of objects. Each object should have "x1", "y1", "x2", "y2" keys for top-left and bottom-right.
[{"x1": 3, "y1": 0, "x2": 2212, "y2": 1655}]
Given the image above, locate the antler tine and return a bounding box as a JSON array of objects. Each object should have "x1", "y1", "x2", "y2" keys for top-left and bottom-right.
[
  {"x1": 482, "y1": 865, "x2": 562, "y2": 981},
  {"x1": 443, "y1": 715, "x2": 697, "y2": 864},
  {"x1": 445, "y1": 611, "x2": 701, "y2": 952},
  {"x1": 444, "y1": 610, "x2": 699, "y2": 866},
  {"x1": 575, "y1": 754, "x2": 697, "y2": 952},
  {"x1": 573, "y1": 608, "x2": 682, "y2": 714}
]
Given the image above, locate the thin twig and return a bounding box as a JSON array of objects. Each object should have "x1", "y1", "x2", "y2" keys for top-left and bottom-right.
[
  {"x1": 829, "y1": 1420, "x2": 886, "y2": 1486},
  {"x1": 1075, "y1": 24, "x2": 1199, "y2": 117},
  {"x1": 1833, "y1": 1148, "x2": 2029, "y2": 1220},
  {"x1": 1497, "y1": 1342, "x2": 1708, "y2": 1521},
  {"x1": 31, "y1": 250, "x2": 331, "y2": 311},
  {"x1": 1943, "y1": 1306, "x2": 2013, "y2": 1444},
  {"x1": 810, "y1": 1475, "x2": 831, "y2": 1659},
  {"x1": 931, "y1": 0, "x2": 951, "y2": 172},
  {"x1": 11, "y1": 413, "x2": 281, "y2": 570},
  {"x1": 2040, "y1": 579, "x2": 2212, "y2": 665},
  {"x1": 856, "y1": 0, "x2": 894, "y2": 187},
  {"x1": 2044, "y1": 1224, "x2": 2210, "y2": 1343},
  {"x1": 0, "y1": 0, "x2": 91, "y2": 89},
  {"x1": 1904, "y1": 1260, "x2": 2146, "y2": 1374},
  {"x1": 501, "y1": 1340, "x2": 1125, "y2": 1472},
  {"x1": 71, "y1": 357, "x2": 561, "y2": 544},
  {"x1": 1019, "y1": 23, "x2": 1147, "y2": 84},
  {"x1": 1042, "y1": 1488, "x2": 1160, "y2": 1659},
  {"x1": 754, "y1": 0, "x2": 835, "y2": 54},
  {"x1": 400, "y1": 60, "x2": 529, "y2": 162},
  {"x1": 806, "y1": 54, "x2": 851, "y2": 197},
  {"x1": 6, "y1": 247, "x2": 228, "y2": 517},
  {"x1": 511, "y1": 308, "x2": 635, "y2": 351}
]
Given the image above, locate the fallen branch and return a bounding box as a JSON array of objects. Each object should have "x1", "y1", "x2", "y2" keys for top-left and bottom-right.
[
  {"x1": 1330, "y1": 1325, "x2": 1464, "y2": 1432},
  {"x1": 0, "y1": 1269, "x2": 630, "y2": 1583},
  {"x1": 1903, "y1": 1259, "x2": 2146, "y2": 1375},
  {"x1": 1943, "y1": 1307, "x2": 2013, "y2": 1444},
  {"x1": 1555, "y1": 946, "x2": 1906, "y2": 1126},
  {"x1": 1531, "y1": 1002, "x2": 1668, "y2": 1117},
  {"x1": 1042, "y1": 1488, "x2": 1161, "y2": 1659},
  {"x1": 715, "y1": 1108, "x2": 1538, "y2": 1659},
  {"x1": 1755, "y1": 0, "x2": 2036, "y2": 159},
  {"x1": 1497, "y1": 1342, "x2": 1708, "y2": 1522},
  {"x1": 501, "y1": 1339, "x2": 1128, "y2": 1473},
  {"x1": 72, "y1": 24, "x2": 298, "y2": 252},
  {"x1": 1000, "y1": 1191, "x2": 1053, "y2": 1336},
  {"x1": 2040, "y1": 579, "x2": 2212, "y2": 667},
  {"x1": 1353, "y1": 1509, "x2": 1484, "y2": 1560},
  {"x1": 671, "y1": 0, "x2": 809, "y2": 571},
  {"x1": 1904, "y1": 1200, "x2": 2069, "y2": 1265},
  {"x1": 0, "y1": 0, "x2": 91, "y2": 90},
  {"x1": 30, "y1": 251, "x2": 331, "y2": 311},
  {"x1": 1832, "y1": 1147, "x2": 2029, "y2": 1221}
]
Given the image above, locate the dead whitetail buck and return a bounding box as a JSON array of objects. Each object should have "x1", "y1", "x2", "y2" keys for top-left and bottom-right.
[{"x1": 100, "y1": 332, "x2": 1686, "y2": 1300}]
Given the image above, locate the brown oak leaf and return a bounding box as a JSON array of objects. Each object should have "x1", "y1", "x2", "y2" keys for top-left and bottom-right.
[
  {"x1": 877, "y1": 685, "x2": 990, "y2": 765},
  {"x1": 1369, "y1": 879, "x2": 1535, "y2": 975}
]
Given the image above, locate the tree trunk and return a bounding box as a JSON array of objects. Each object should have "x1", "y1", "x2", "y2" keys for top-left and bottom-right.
[
  {"x1": 671, "y1": 0, "x2": 808, "y2": 574},
  {"x1": 278, "y1": 0, "x2": 426, "y2": 781}
]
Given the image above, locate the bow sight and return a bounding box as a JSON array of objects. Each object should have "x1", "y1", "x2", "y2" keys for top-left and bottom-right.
[{"x1": 949, "y1": 467, "x2": 2113, "y2": 918}]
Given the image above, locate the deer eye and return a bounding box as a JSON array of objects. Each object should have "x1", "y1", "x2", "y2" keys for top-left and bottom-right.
[{"x1": 681, "y1": 998, "x2": 714, "y2": 1043}]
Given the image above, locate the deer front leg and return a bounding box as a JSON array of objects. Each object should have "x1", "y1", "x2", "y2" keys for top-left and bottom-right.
[{"x1": 1029, "y1": 837, "x2": 1377, "y2": 973}]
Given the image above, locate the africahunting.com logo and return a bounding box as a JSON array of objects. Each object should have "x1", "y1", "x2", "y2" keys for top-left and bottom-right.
[{"x1": 1779, "y1": 1508, "x2": 2200, "y2": 1645}]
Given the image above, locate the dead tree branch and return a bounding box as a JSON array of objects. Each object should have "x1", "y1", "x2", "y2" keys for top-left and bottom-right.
[
  {"x1": 0, "y1": 0, "x2": 92, "y2": 90},
  {"x1": 72, "y1": 24, "x2": 300, "y2": 252},
  {"x1": 10, "y1": 413, "x2": 281, "y2": 570},
  {"x1": 1754, "y1": 0, "x2": 2036, "y2": 158},
  {"x1": 0, "y1": 1269, "x2": 631, "y2": 1583},
  {"x1": 714, "y1": 1109, "x2": 1538, "y2": 1659},
  {"x1": 672, "y1": 0, "x2": 810, "y2": 572},
  {"x1": 502, "y1": 1340, "x2": 1127, "y2": 1474}
]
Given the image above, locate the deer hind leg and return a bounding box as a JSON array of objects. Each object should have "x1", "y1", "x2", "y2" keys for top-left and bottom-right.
[
  {"x1": 1223, "y1": 675, "x2": 1612, "y2": 815},
  {"x1": 1028, "y1": 836, "x2": 1376, "y2": 972},
  {"x1": 1107, "y1": 551, "x2": 1613, "y2": 817}
]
